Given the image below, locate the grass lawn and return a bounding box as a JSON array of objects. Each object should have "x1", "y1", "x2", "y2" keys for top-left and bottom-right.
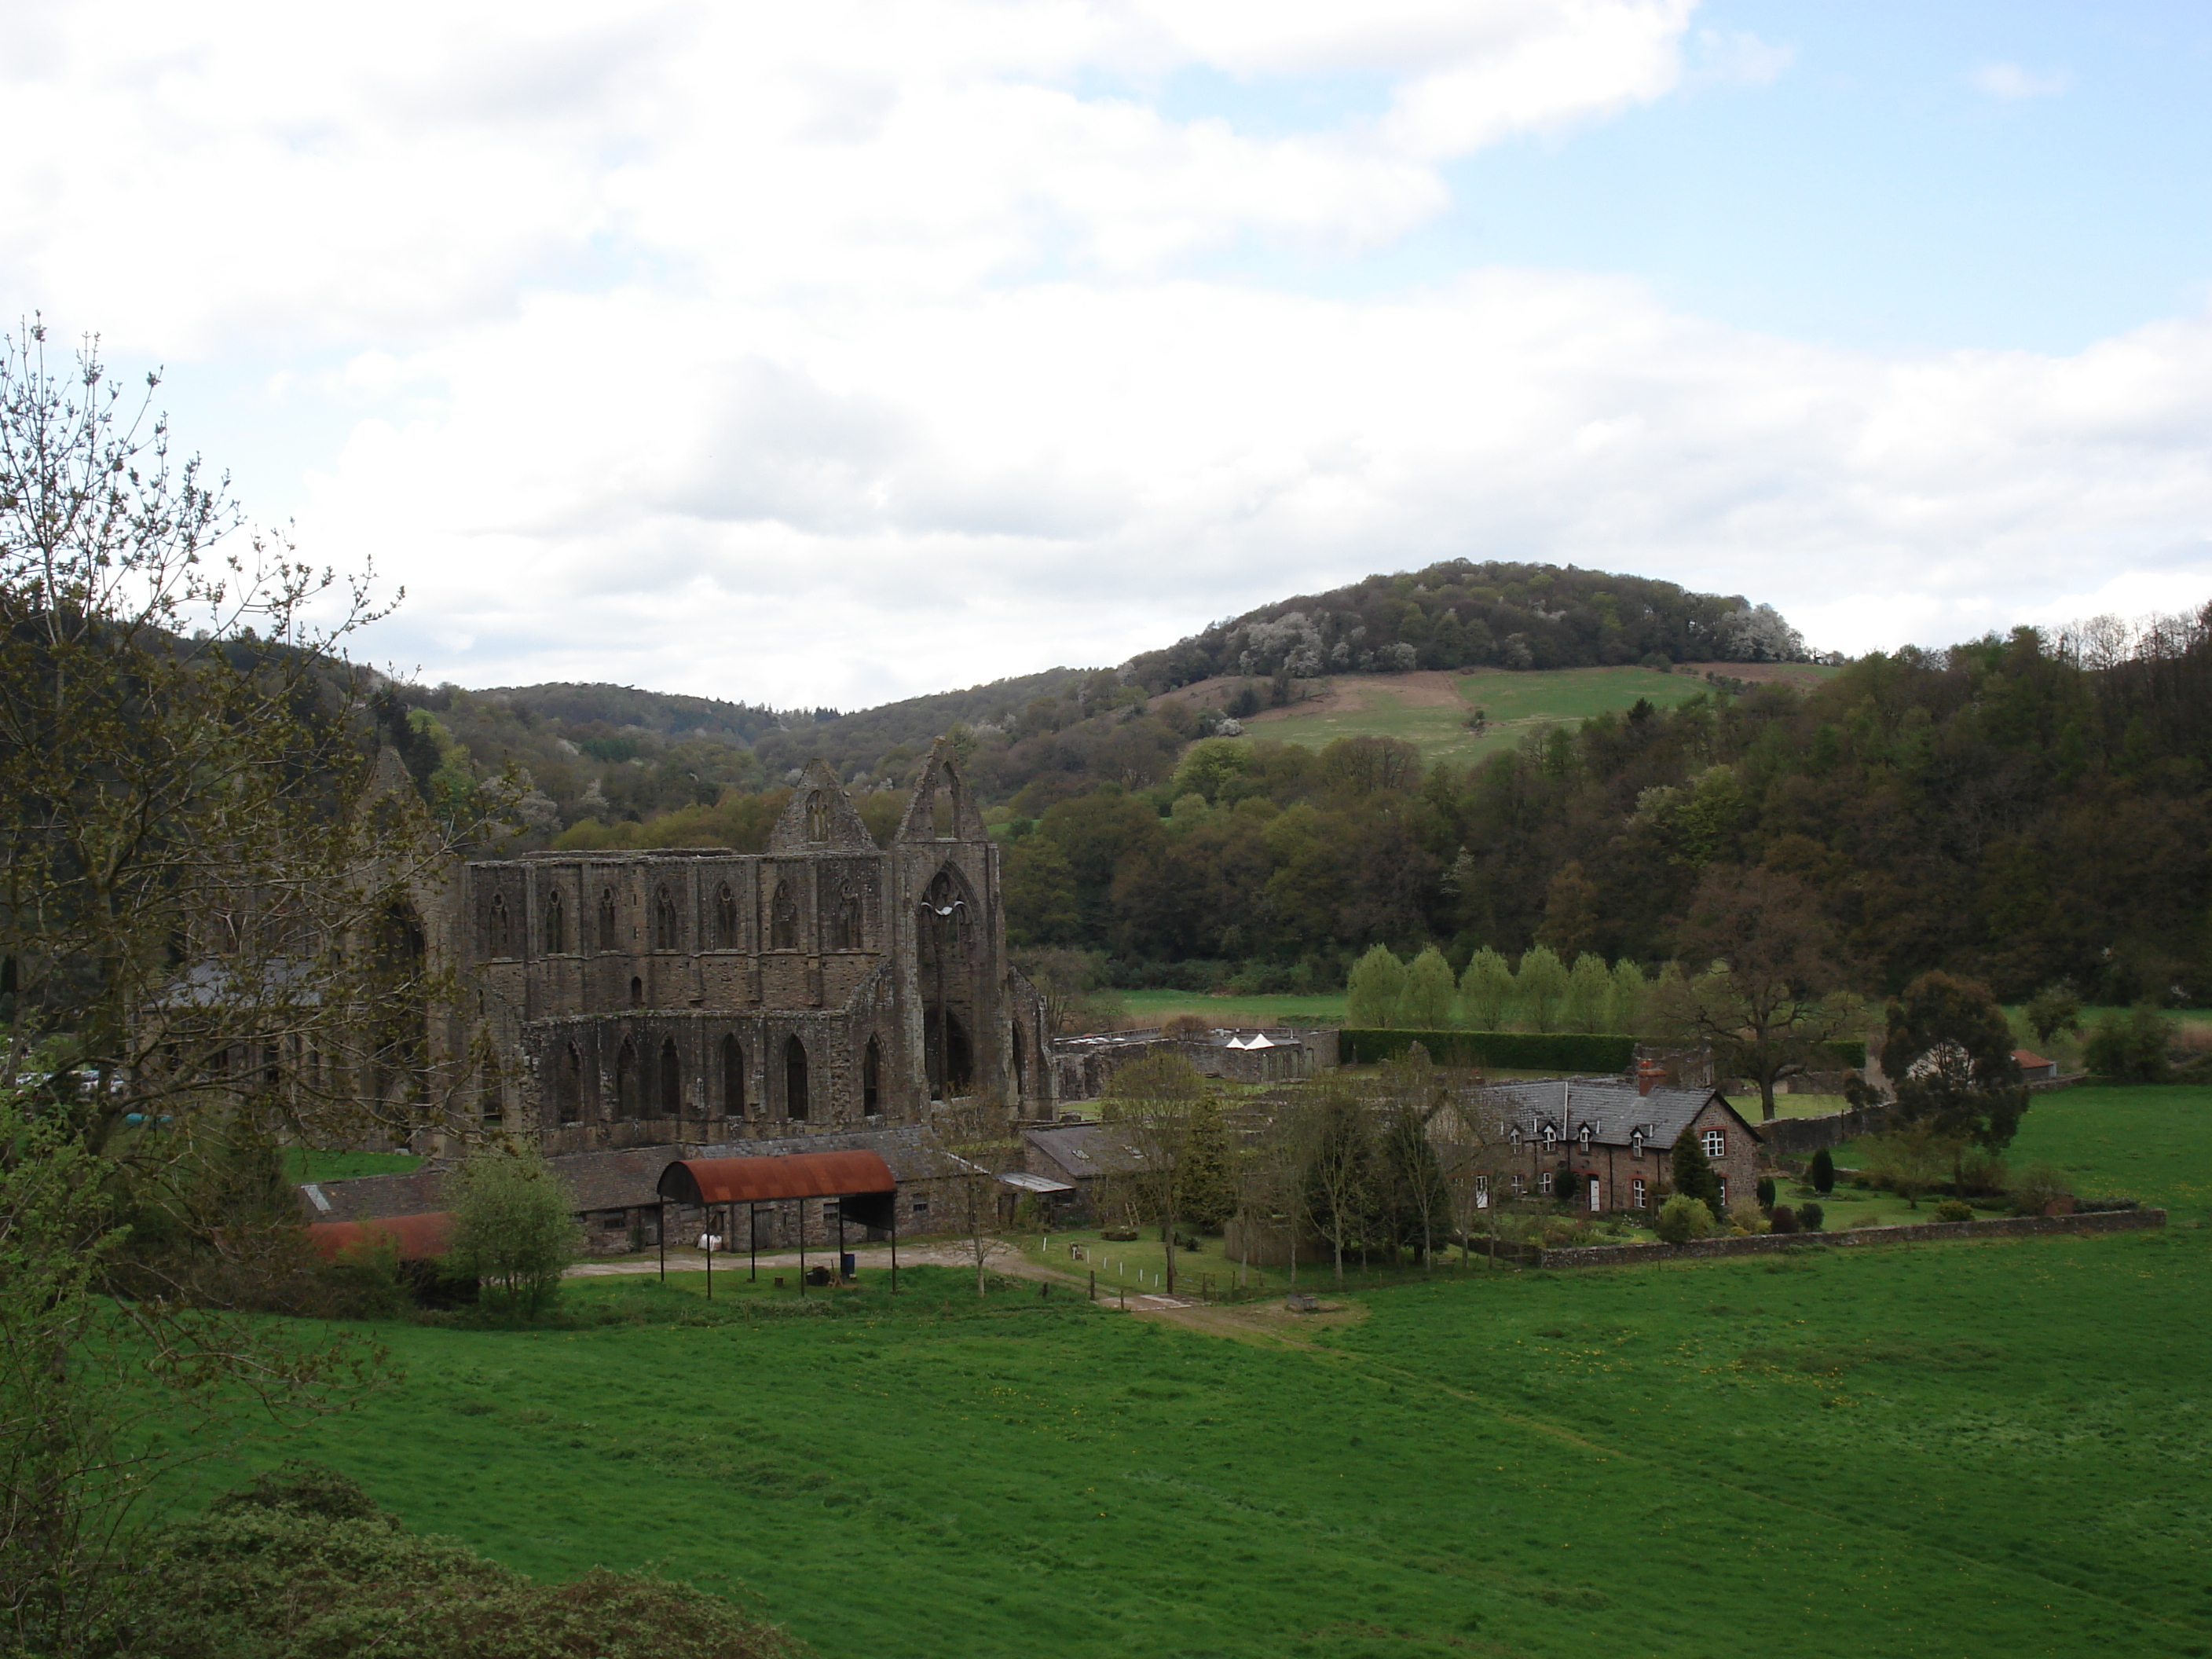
[
  {"x1": 190, "y1": 1227, "x2": 2212, "y2": 1659},
  {"x1": 1020, "y1": 1227, "x2": 1294, "y2": 1299},
  {"x1": 286, "y1": 1148, "x2": 423, "y2": 1181}
]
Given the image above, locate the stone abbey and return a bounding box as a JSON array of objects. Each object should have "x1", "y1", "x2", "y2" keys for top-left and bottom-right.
[{"x1": 456, "y1": 750, "x2": 1055, "y2": 1149}]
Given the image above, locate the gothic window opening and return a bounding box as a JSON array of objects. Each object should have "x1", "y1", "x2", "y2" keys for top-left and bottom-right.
[
  {"x1": 654, "y1": 884, "x2": 679, "y2": 951},
  {"x1": 480, "y1": 1077, "x2": 502, "y2": 1122},
  {"x1": 487, "y1": 892, "x2": 511, "y2": 957},
  {"x1": 713, "y1": 881, "x2": 738, "y2": 949},
  {"x1": 1010, "y1": 1024, "x2": 1025, "y2": 1098},
  {"x1": 544, "y1": 888, "x2": 566, "y2": 954},
  {"x1": 862, "y1": 1036, "x2": 881, "y2": 1115},
  {"x1": 722, "y1": 1035, "x2": 745, "y2": 1118},
  {"x1": 629, "y1": 976, "x2": 643, "y2": 1008},
  {"x1": 558, "y1": 1044, "x2": 583, "y2": 1124},
  {"x1": 659, "y1": 1038, "x2": 682, "y2": 1118},
  {"x1": 926, "y1": 1009, "x2": 972, "y2": 1101},
  {"x1": 769, "y1": 881, "x2": 798, "y2": 950},
  {"x1": 829, "y1": 877, "x2": 863, "y2": 950},
  {"x1": 804, "y1": 791, "x2": 830, "y2": 843},
  {"x1": 596, "y1": 888, "x2": 618, "y2": 952},
  {"x1": 614, "y1": 1038, "x2": 642, "y2": 1119},
  {"x1": 784, "y1": 1035, "x2": 809, "y2": 1119}
]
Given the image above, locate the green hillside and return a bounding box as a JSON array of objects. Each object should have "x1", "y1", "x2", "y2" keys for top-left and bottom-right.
[{"x1": 1240, "y1": 664, "x2": 1838, "y2": 767}]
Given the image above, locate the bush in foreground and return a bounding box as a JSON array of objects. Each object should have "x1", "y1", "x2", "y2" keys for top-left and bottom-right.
[
  {"x1": 1652, "y1": 1195, "x2": 1716, "y2": 1245},
  {"x1": 116, "y1": 1463, "x2": 803, "y2": 1658}
]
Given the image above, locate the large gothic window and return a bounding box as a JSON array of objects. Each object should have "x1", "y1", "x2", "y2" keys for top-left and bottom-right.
[
  {"x1": 596, "y1": 888, "x2": 619, "y2": 952},
  {"x1": 828, "y1": 877, "x2": 863, "y2": 950},
  {"x1": 722, "y1": 1035, "x2": 745, "y2": 1118},
  {"x1": 487, "y1": 892, "x2": 511, "y2": 957},
  {"x1": 659, "y1": 1038, "x2": 682, "y2": 1117},
  {"x1": 862, "y1": 1035, "x2": 881, "y2": 1115},
  {"x1": 713, "y1": 881, "x2": 739, "y2": 949},
  {"x1": 784, "y1": 1035, "x2": 809, "y2": 1120},
  {"x1": 557, "y1": 1044, "x2": 583, "y2": 1123},
  {"x1": 544, "y1": 888, "x2": 566, "y2": 954},
  {"x1": 615, "y1": 1038, "x2": 640, "y2": 1119},
  {"x1": 804, "y1": 791, "x2": 830, "y2": 842},
  {"x1": 769, "y1": 881, "x2": 798, "y2": 950},
  {"x1": 653, "y1": 884, "x2": 679, "y2": 951}
]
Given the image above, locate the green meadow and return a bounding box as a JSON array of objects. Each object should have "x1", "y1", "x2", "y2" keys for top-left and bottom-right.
[
  {"x1": 187, "y1": 1086, "x2": 2212, "y2": 1659},
  {"x1": 1247, "y1": 665, "x2": 1783, "y2": 767}
]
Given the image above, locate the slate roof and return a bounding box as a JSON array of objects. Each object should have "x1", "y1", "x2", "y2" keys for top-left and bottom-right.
[
  {"x1": 1481, "y1": 1079, "x2": 1760, "y2": 1151},
  {"x1": 1024, "y1": 1121, "x2": 1153, "y2": 1182}
]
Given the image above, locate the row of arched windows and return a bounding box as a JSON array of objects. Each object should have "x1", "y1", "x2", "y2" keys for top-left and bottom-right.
[
  {"x1": 488, "y1": 877, "x2": 868, "y2": 958},
  {"x1": 547, "y1": 1033, "x2": 883, "y2": 1125}
]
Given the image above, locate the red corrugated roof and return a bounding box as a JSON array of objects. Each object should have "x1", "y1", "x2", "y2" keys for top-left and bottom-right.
[
  {"x1": 657, "y1": 1150, "x2": 896, "y2": 1206},
  {"x1": 2013, "y1": 1049, "x2": 2053, "y2": 1069},
  {"x1": 307, "y1": 1211, "x2": 452, "y2": 1262}
]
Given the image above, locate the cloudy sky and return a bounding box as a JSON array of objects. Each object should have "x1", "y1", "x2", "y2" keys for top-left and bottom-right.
[{"x1": 4, "y1": 1, "x2": 2209, "y2": 709}]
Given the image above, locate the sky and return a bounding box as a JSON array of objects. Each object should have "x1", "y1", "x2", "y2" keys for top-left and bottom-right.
[{"x1": 2, "y1": 0, "x2": 2209, "y2": 710}]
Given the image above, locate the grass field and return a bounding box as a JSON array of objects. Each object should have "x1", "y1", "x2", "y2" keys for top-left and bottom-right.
[
  {"x1": 1245, "y1": 665, "x2": 1754, "y2": 767},
  {"x1": 182, "y1": 1085, "x2": 2212, "y2": 1658},
  {"x1": 286, "y1": 1148, "x2": 423, "y2": 1181},
  {"x1": 1116, "y1": 987, "x2": 1350, "y2": 1027}
]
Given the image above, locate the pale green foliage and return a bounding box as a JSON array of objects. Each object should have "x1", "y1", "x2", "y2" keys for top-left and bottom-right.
[
  {"x1": 1515, "y1": 946, "x2": 1569, "y2": 1033},
  {"x1": 1170, "y1": 736, "x2": 1253, "y2": 804},
  {"x1": 443, "y1": 1147, "x2": 581, "y2": 1316},
  {"x1": 1653, "y1": 1194, "x2": 1716, "y2": 1245},
  {"x1": 1346, "y1": 945, "x2": 1406, "y2": 1027},
  {"x1": 1607, "y1": 958, "x2": 1649, "y2": 1034},
  {"x1": 1459, "y1": 947, "x2": 1516, "y2": 1030},
  {"x1": 1401, "y1": 946, "x2": 1457, "y2": 1029},
  {"x1": 1563, "y1": 953, "x2": 1611, "y2": 1034},
  {"x1": 1167, "y1": 792, "x2": 1214, "y2": 831}
]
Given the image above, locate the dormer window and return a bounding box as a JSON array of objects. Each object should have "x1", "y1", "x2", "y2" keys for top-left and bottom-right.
[
  {"x1": 1630, "y1": 1128, "x2": 1646, "y2": 1160},
  {"x1": 1510, "y1": 1127, "x2": 1522, "y2": 1151},
  {"x1": 1542, "y1": 1126, "x2": 1557, "y2": 1152},
  {"x1": 1577, "y1": 1124, "x2": 1592, "y2": 1153}
]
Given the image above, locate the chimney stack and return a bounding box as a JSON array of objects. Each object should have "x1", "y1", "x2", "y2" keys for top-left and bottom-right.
[{"x1": 1635, "y1": 1058, "x2": 1664, "y2": 1097}]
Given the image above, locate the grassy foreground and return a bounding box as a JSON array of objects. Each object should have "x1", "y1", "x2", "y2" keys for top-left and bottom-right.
[{"x1": 192, "y1": 1226, "x2": 2207, "y2": 1659}]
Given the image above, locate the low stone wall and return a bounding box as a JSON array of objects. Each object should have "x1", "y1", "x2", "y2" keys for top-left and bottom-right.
[
  {"x1": 1758, "y1": 1105, "x2": 1892, "y2": 1158},
  {"x1": 1528, "y1": 1205, "x2": 2165, "y2": 1269}
]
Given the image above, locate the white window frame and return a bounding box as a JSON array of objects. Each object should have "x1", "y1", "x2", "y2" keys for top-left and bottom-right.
[
  {"x1": 1537, "y1": 1170, "x2": 1553, "y2": 1195},
  {"x1": 1587, "y1": 1177, "x2": 1602, "y2": 1214},
  {"x1": 1632, "y1": 1177, "x2": 1647, "y2": 1209},
  {"x1": 1702, "y1": 1128, "x2": 1726, "y2": 1161}
]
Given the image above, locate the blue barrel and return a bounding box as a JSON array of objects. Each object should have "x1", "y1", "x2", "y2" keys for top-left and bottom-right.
[{"x1": 840, "y1": 1252, "x2": 857, "y2": 1278}]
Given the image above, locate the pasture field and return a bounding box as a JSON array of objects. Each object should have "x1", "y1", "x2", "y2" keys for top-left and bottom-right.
[
  {"x1": 200, "y1": 1225, "x2": 2208, "y2": 1654},
  {"x1": 287, "y1": 1148, "x2": 423, "y2": 1181},
  {"x1": 1116, "y1": 987, "x2": 1350, "y2": 1027},
  {"x1": 1245, "y1": 665, "x2": 1749, "y2": 767}
]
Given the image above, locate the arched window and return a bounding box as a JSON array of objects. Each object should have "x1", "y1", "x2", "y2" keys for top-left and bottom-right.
[
  {"x1": 544, "y1": 888, "x2": 566, "y2": 954},
  {"x1": 713, "y1": 882, "x2": 738, "y2": 949},
  {"x1": 1010, "y1": 1024, "x2": 1025, "y2": 1098},
  {"x1": 862, "y1": 1035, "x2": 881, "y2": 1115},
  {"x1": 659, "y1": 1038, "x2": 682, "y2": 1117},
  {"x1": 804, "y1": 791, "x2": 830, "y2": 842},
  {"x1": 629, "y1": 975, "x2": 643, "y2": 1009},
  {"x1": 615, "y1": 1038, "x2": 639, "y2": 1119},
  {"x1": 480, "y1": 1076, "x2": 502, "y2": 1122},
  {"x1": 769, "y1": 881, "x2": 798, "y2": 950},
  {"x1": 829, "y1": 878, "x2": 862, "y2": 950},
  {"x1": 557, "y1": 1044, "x2": 583, "y2": 1124},
  {"x1": 784, "y1": 1035, "x2": 808, "y2": 1120},
  {"x1": 722, "y1": 1035, "x2": 745, "y2": 1118},
  {"x1": 654, "y1": 884, "x2": 679, "y2": 951},
  {"x1": 596, "y1": 888, "x2": 619, "y2": 952},
  {"x1": 487, "y1": 892, "x2": 511, "y2": 957}
]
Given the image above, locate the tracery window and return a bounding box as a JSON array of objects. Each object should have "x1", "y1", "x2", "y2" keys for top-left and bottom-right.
[
  {"x1": 659, "y1": 1038, "x2": 682, "y2": 1117},
  {"x1": 804, "y1": 792, "x2": 830, "y2": 842},
  {"x1": 487, "y1": 893, "x2": 511, "y2": 957},
  {"x1": 769, "y1": 881, "x2": 798, "y2": 950},
  {"x1": 713, "y1": 882, "x2": 739, "y2": 949},
  {"x1": 596, "y1": 888, "x2": 619, "y2": 952},
  {"x1": 829, "y1": 877, "x2": 863, "y2": 950},
  {"x1": 544, "y1": 888, "x2": 566, "y2": 954},
  {"x1": 653, "y1": 884, "x2": 679, "y2": 951}
]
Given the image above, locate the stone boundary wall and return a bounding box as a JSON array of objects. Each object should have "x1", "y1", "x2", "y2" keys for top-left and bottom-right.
[
  {"x1": 1529, "y1": 1205, "x2": 2164, "y2": 1269},
  {"x1": 1757, "y1": 1105, "x2": 1894, "y2": 1158}
]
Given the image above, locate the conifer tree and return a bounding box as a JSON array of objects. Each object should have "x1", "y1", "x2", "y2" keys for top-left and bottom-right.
[
  {"x1": 1809, "y1": 1145, "x2": 1835, "y2": 1194},
  {"x1": 1670, "y1": 1128, "x2": 1725, "y2": 1216}
]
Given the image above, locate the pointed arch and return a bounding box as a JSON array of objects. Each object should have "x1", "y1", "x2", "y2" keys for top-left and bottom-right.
[
  {"x1": 487, "y1": 892, "x2": 511, "y2": 957},
  {"x1": 769, "y1": 881, "x2": 798, "y2": 950},
  {"x1": 862, "y1": 1035, "x2": 881, "y2": 1115},
  {"x1": 557, "y1": 1043, "x2": 583, "y2": 1124},
  {"x1": 615, "y1": 1037, "x2": 640, "y2": 1119},
  {"x1": 722, "y1": 1035, "x2": 745, "y2": 1119},
  {"x1": 784, "y1": 1035, "x2": 809, "y2": 1120},
  {"x1": 1010, "y1": 1021, "x2": 1025, "y2": 1099},
  {"x1": 544, "y1": 887, "x2": 566, "y2": 954},
  {"x1": 659, "y1": 1038, "x2": 682, "y2": 1118},
  {"x1": 829, "y1": 876, "x2": 864, "y2": 950},
  {"x1": 596, "y1": 887, "x2": 619, "y2": 952},
  {"x1": 804, "y1": 790, "x2": 830, "y2": 843},
  {"x1": 653, "y1": 883, "x2": 679, "y2": 951},
  {"x1": 713, "y1": 881, "x2": 739, "y2": 949}
]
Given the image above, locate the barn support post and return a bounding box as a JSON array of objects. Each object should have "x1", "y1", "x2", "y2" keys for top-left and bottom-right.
[
  {"x1": 657, "y1": 1199, "x2": 665, "y2": 1283},
  {"x1": 891, "y1": 1205, "x2": 899, "y2": 1295},
  {"x1": 797, "y1": 1196, "x2": 806, "y2": 1296},
  {"x1": 749, "y1": 1200, "x2": 757, "y2": 1281},
  {"x1": 837, "y1": 1207, "x2": 847, "y2": 1281}
]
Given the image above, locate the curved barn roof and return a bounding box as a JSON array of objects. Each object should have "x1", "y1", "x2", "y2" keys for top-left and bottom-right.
[{"x1": 657, "y1": 1149, "x2": 896, "y2": 1206}]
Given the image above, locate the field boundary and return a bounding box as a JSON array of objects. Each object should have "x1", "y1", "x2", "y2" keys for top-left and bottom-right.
[{"x1": 1530, "y1": 1205, "x2": 2165, "y2": 1268}]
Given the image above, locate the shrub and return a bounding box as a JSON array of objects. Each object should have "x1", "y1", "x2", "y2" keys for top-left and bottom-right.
[
  {"x1": 1769, "y1": 1204, "x2": 1798, "y2": 1234},
  {"x1": 1159, "y1": 1013, "x2": 1211, "y2": 1039},
  {"x1": 441, "y1": 1147, "x2": 582, "y2": 1318},
  {"x1": 1653, "y1": 1195, "x2": 1716, "y2": 1245},
  {"x1": 1797, "y1": 1201, "x2": 1824, "y2": 1232},
  {"x1": 2009, "y1": 1162, "x2": 2071, "y2": 1217},
  {"x1": 1755, "y1": 1176, "x2": 1776, "y2": 1210},
  {"x1": 1727, "y1": 1200, "x2": 1771, "y2": 1236},
  {"x1": 1808, "y1": 1146, "x2": 1835, "y2": 1194},
  {"x1": 1932, "y1": 1199, "x2": 1974, "y2": 1223},
  {"x1": 2084, "y1": 1005, "x2": 2174, "y2": 1082}
]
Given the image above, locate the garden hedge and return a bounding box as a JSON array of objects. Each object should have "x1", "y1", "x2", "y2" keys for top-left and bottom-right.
[{"x1": 1337, "y1": 1029, "x2": 1867, "y2": 1072}]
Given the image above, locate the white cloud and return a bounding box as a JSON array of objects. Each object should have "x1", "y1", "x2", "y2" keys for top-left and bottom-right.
[
  {"x1": 1, "y1": 2, "x2": 2201, "y2": 709},
  {"x1": 1970, "y1": 60, "x2": 2071, "y2": 101}
]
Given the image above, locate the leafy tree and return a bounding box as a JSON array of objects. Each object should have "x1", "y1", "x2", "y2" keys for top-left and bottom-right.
[
  {"x1": 1797, "y1": 1200, "x2": 1824, "y2": 1232},
  {"x1": 1373, "y1": 1048, "x2": 1455, "y2": 1266},
  {"x1": 1668, "y1": 1128, "x2": 1725, "y2": 1217},
  {"x1": 1808, "y1": 1145, "x2": 1836, "y2": 1194},
  {"x1": 1009, "y1": 946, "x2": 1119, "y2": 1035},
  {"x1": 1002, "y1": 837, "x2": 1082, "y2": 945},
  {"x1": 441, "y1": 1147, "x2": 580, "y2": 1317},
  {"x1": 1755, "y1": 1176, "x2": 1776, "y2": 1210},
  {"x1": 1177, "y1": 1095, "x2": 1236, "y2": 1232},
  {"x1": 1884, "y1": 971, "x2": 2030, "y2": 1192},
  {"x1": 1563, "y1": 952, "x2": 1611, "y2": 1033},
  {"x1": 1606, "y1": 958, "x2": 1649, "y2": 1035},
  {"x1": 1295, "y1": 1082, "x2": 1376, "y2": 1281},
  {"x1": 1653, "y1": 1194, "x2": 1716, "y2": 1244},
  {"x1": 2024, "y1": 983, "x2": 2082, "y2": 1046},
  {"x1": 2083, "y1": 1005, "x2": 2174, "y2": 1082},
  {"x1": 1536, "y1": 859, "x2": 1600, "y2": 957},
  {"x1": 1515, "y1": 946, "x2": 1569, "y2": 1032},
  {"x1": 1400, "y1": 945, "x2": 1456, "y2": 1028},
  {"x1": 1346, "y1": 944, "x2": 1406, "y2": 1027},
  {"x1": 1099, "y1": 1055, "x2": 1210, "y2": 1295},
  {"x1": 1459, "y1": 947, "x2": 1516, "y2": 1029},
  {"x1": 1660, "y1": 865, "x2": 1859, "y2": 1121}
]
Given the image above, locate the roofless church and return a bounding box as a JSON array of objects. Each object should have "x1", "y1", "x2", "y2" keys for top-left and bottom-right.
[{"x1": 460, "y1": 748, "x2": 1057, "y2": 1147}]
